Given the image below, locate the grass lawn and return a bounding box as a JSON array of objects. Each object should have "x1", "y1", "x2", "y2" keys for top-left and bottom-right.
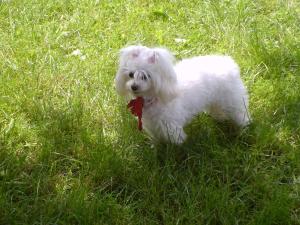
[{"x1": 0, "y1": 0, "x2": 300, "y2": 224}]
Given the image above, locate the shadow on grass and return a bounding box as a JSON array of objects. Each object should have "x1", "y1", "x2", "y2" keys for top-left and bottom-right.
[
  {"x1": 1, "y1": 93, "x2": 299, "y2": 224},
  {"x1": 129, "y1": 113, "x2": 298, "y2": 224},
  {"x1": 0, "y1": 95, "x2": 138, "y2": 224}
]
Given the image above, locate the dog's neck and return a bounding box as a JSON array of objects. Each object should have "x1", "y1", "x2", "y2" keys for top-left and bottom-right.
[{"x1": 143, "y1": 96, "x2": 158, "y2": 108}]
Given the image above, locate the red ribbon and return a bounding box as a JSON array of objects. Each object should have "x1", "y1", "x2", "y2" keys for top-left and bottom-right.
[{"x1": 127, "y1": 97, "x2": 144, "y2": 131}]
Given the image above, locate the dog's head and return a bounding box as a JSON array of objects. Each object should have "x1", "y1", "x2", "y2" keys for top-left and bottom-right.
[{"x1": 115, "y1": 45, "x2": 178, "y2": 103}]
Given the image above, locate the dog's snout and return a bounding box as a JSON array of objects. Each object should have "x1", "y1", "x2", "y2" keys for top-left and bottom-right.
[{"x1": 131, "y1": 84, "x2": 139, "y2": 91}]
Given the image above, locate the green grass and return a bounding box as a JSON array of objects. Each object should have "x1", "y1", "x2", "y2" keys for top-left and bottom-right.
[{"x1": 0, "y1": 0, "x2": 300, "y2": 224}]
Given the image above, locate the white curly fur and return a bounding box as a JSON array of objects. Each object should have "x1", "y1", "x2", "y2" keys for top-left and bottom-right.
[{"x1": 115, "y1": 45, "x2": 250, "y2": 144}]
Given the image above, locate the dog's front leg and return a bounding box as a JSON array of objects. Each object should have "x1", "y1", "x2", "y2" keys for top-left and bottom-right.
[{"x1": 162, "y1": 121, "x2": 187, "y2": 144}]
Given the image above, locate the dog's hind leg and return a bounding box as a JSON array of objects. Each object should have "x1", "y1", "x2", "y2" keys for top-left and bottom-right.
[
  {"x1": 226, "y1": 96, "x2": 251, "y2": 127},
  {"x1": 229, "y1": 107, "x2": 250, "y2": 127},
  {"x1": 208, "y1": 104, "x2": 229, "y2": 121}
]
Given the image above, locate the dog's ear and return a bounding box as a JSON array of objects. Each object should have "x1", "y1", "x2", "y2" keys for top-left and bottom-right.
[
  {"x1": 147, "y1": 48, "x2": 175, "y2": 64},
  {"x1": 115, "y1": 68, "x2": 127, "y2": 96},
  {"x1": 115, "y1": 47, "x2": 139, "y2": 96},
  {"x1": 147, "y1": 51, "x2": 157, "y2": 64},
  {"x1": 120, "y1": 45, "x2": 147, "y2": 61},
  {"x1": 149, "y1": 48, "x2": 179, "y2": 103}
]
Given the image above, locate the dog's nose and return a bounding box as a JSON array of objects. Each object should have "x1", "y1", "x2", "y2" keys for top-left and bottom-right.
[{"x1": 131, "y1": 84, "x2": 139, "y2": 91}]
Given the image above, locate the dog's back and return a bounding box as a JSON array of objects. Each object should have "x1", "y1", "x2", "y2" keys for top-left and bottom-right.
[{"x1": 175, "y1": 55, "x2": 240, "y2": 84}]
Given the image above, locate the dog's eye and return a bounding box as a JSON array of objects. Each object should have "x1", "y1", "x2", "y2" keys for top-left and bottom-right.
[
  {"x1": 129, "y1": 72, "x2": 134, "y2": 78},
  {"x1": 142, "y1": 74, "x2": 147, "y2": 80}
]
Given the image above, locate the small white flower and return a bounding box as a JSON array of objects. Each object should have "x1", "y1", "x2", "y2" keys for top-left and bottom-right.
[
  {"x1": 71, "y1": 49, "x2": 82, "y2": 56},
  {"x1": 174, "y1": 38, "x2": 187, "y2": 43},
  {"x1": 80, "y1": 55, "x2": 87, "y2": 61},
  {"x1": 69, "y1": 49, "x2": 87, "y2": 60}
]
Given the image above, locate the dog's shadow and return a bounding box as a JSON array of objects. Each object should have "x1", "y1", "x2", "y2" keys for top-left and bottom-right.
[{"x1": 153, "y1": 114, "x2": 254, "y2": 168}]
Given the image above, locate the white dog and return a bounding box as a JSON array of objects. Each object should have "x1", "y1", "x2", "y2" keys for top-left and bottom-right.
[{"x1": 115, "y1": 45, "x2": 250, "y2": 144}]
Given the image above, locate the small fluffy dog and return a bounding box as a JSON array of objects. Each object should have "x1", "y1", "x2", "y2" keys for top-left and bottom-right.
[{"x1": 115, "y1": 45, "x2": 250, "y2": 144}]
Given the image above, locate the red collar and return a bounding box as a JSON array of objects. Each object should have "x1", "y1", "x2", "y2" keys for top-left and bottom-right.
[
  {"x1": 127, "y1": 97, "x2": 158, "y2": 131},
  {"x1": 127, "y1": 97, "x2": 144, "y2": 131}
]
